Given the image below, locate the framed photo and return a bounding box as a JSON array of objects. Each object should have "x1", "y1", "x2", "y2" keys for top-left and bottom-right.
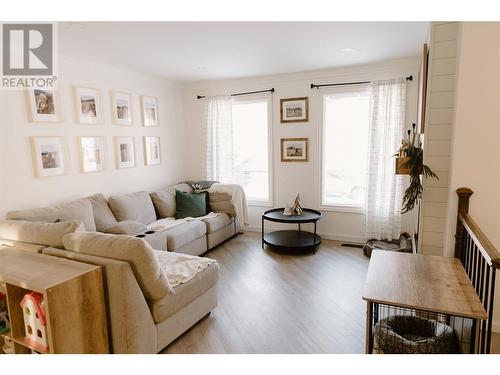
[
  {"x1": 141, "y1": 96, "x2": 159, "y2": 127},
  {"x1": 281, "y1": 138, "x2": 308, "y2": 162},
  {"x1": 111, "y1": 91, "x2": 132, "y2": 125},
  {"x1": 30, "y1": 136, "x2": 67, "y2": 178},
  {"x1": 73, "y1": 86, "x2": 102, "y2": 124},
  {"x1": 78, "y1": 136, "x2": 105, "y2": 173},
  {"x1": 280, "y1": 97, "x2": 309, "y2": 123},
  {"x1": 114, "y1": 136, "x2": 135, "y2": 169},
  {"x1": 143, "y1": 136, "x2": 161, "y2": 166},
  {"x1": 25, "y1": 89, "x2": 60, "y2": 123}
]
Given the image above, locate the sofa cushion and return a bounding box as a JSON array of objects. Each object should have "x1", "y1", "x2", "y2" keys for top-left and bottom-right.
[
  {"x1": 165, "y1": 221, "x2": 206, "y2": 250},
  {"x1": 6, "y1": 199, "x2": 97, "y2": 232},
  {"x1": 62, "y1": 232, "x2": 173, "y2": 300},
  {"x1": 150, "y1": 190, "x2": 176, "y2": 218},
  {"x1": 0, "y1": 220, "x2": 85, "y2": 248},
  {"x1": 108, "y1": 191, "x2": 157, "y2": 225},
  {"x1": 175, "y1": 190, "x2": 208, "y2": 219},
  {"x1": 208, "y1": 192, "x2": 236, "y2": 217},
  {"x1": 203, "y1": 214, "x2": 232, "y2": 233},
  {"x1": 88, "y1": 194, "x2": 117, "y2": 232},
  {"x1": 150, "y1": 254, "x2": 219, "y2": 323},
  {"x1": 103, "y1": 221, "x2": 147, "y2": 235}
]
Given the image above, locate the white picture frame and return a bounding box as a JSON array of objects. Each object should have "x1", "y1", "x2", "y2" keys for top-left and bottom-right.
[
  {"x1": 111, "y1": 91, "x2": 132, "y2": 126},
  {"x1": 73, "y1": 86, "x2": 102, "y2": 124},
  {"x1": 30, "y1": 136, "x2": 67, "y2": 178},
  {"x1": 143, "y1": 136, "x2": 161, "y2": 166},
  {"x1": 141, "y1": 96, "x2": 159, "y2": 127},
  {"x1": 25, "y1": 89, "x2": 61, "y2": 123},
  {"x1": 78, "y1": 136, "x2": 105, "y2": 173},
  {"x1": 114, "y1": 136, "x2": 135, "y2": 169}
]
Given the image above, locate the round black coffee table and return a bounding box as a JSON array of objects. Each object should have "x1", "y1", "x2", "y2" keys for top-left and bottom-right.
[{"x1": 262, "y1": 208, "x2": 322, "y2": 253}]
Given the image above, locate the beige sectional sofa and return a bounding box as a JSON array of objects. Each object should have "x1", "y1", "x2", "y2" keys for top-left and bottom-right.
[
  {"x1": 0, "y1": 182, "x2": 245, "y2": 353},
  {"x1": 5, "y1": 182, "x2": 241, "y2": 256}
]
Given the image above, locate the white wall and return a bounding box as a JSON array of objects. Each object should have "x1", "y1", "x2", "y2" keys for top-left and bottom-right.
[
  {"x1": 445, "y1": 22, "x2": 500, "y2": 255},
  {"x1": 0, "y1": 55, "x2": 186, "y2": 218},
  {"x1": 184, "y1": 58, "x2": 420, "y2": 242},
  {"x1": 443, "y1": 22, "x2": 500, "y2": 328}
]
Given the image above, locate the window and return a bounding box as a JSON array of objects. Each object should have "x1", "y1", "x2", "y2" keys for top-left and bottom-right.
[
  {"x1": 231, "y1": 96, "x2": 272, "y2": 204},
  {"x1": 321, "y1": 86, "x2": 371, "y2": 209}
]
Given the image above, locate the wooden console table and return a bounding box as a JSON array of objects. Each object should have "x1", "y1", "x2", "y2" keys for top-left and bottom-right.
[
  {"x1": 363, "y1": 250, "x2": 487, "y2": 354},
  {"x1": 0, "y1": 249, "x2": 109, "y2": 354}
]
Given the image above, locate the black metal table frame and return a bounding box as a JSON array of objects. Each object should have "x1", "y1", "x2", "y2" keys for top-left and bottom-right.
[{"x1": 261, "y1": 208, "x2": 321, "y2": 253}]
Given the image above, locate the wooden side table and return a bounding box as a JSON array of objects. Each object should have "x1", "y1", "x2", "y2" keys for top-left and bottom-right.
[
  {"x1": 0, "y1": 248, "x2": 109, "y2": 354},
  {"x1": 363, "y1": 250, "x2": 487, "y2": 354}
]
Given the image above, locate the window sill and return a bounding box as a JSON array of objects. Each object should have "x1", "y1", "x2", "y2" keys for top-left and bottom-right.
[
  {"x1": 247, "y1": 200, "x2": 273, "y2": 208},
  {"x1": 319, "y1": 205, "x2": 365, "y2": 214}
]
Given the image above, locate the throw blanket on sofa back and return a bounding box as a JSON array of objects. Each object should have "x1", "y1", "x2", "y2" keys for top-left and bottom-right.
[{"x1": 208, "y1": 183, "x2": 249, "y2": 228}]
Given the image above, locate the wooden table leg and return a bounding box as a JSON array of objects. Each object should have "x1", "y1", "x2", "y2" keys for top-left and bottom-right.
[{"x1": 365, "y1": 301, "x2": 373, "y2": 354}]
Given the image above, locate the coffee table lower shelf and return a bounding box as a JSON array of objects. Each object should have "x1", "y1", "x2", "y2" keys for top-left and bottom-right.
[{"x1": 263, "y1": 230, "x2": 321, "y2": 253}]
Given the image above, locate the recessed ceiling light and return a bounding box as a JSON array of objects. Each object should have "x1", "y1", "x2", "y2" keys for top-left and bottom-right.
[
  {"x1": 67, "y1": 22, "x2": 86, "y2": 28},
  {"x1": 341, "y1": 48, "x2": 355, "y2": 52}
]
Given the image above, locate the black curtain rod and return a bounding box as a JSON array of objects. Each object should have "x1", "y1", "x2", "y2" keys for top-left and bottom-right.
[
  {"x1": 197, "y1": 88, "x2": 275, "y2": 99},
  {"x1": 310, "y1": 75, "x2": 413, "y2": 90}
]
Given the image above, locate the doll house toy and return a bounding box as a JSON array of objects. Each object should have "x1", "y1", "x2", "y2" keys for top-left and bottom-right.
[{"x1": 20, "y1": 292, "x2": 48, "y2": 352}]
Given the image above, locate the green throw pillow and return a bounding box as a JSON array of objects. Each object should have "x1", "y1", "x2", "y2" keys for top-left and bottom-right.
[{"x1": 175, "y1": 190, "x2": 208, "y2": 219}]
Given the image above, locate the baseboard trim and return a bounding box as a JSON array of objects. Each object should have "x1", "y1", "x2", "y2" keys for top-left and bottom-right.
[
  {"x1": 491, "y1": 321, "x2": 500, "y2": 333},
  {"x1": 243, "y1": 226, "x2": 366, "y2": 245}
]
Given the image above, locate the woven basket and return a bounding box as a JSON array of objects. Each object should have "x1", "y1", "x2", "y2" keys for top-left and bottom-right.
[{"x1": 374, "y1": 315, "x2": 457, "y2": 354}]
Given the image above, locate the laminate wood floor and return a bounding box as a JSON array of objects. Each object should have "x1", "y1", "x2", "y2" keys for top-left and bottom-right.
[{"x1": 161, "y1": 232, "x2": 369, "y2": 354}]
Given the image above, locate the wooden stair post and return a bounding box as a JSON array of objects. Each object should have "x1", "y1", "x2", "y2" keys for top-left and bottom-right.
[{"x1": 454, "y1": 187, "x2": 473, "y2": 258}]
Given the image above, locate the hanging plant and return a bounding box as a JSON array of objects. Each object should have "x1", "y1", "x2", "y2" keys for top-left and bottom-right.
[
  {"x1": 399, "y1": 146, "x2": 438, "y2": 213},
  {"x1": 395, "y1": 125, "x2": 439, "y2": 214}
]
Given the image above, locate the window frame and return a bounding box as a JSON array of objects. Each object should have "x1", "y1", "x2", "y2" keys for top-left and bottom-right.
[
  {"x1": 319, "y1": 84, "x2": 371, "y2": 213},
  {"x1": 230, "y1": 93, "x2": 273, "y2": 207}
]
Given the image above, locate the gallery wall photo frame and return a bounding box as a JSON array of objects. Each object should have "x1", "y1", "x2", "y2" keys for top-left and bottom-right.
[
  {"x1": 73, "y1": 86, "x2": 103, "y2": 125},
  {"x1": 143, "y1": 136, "x2": 161, "y2": 166},
  {"x1": 30, "y1": 136, "x2": 68, "y2": 178},
  {"x1": 25, "y1": 89, "x2": 61, "y2": 123},
  {"x1": 114, "y1": 136, "x2": 136, "y2": 169},
  {"x1": 280, "y1": 137, "x2": 309, "y2": 162},
  {"x1": 78, "y1": 136, "x2": 106, "y2": 173},
  {"x1": 111, "y1": 91, "x2": 133, "y2": 126},
  {"x1": 140, "y1": 95, "x2": 159, "y2": 127},
  {"x1": 280, "y1": 97, "x2": 309, "y2": 123}
]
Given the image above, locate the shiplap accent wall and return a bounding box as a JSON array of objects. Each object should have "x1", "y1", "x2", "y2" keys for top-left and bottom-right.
[{"x1": 419, "y1": 22, "x2": 459, "y2": 255}]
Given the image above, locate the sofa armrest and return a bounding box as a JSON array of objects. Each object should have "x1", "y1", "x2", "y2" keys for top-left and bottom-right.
[{"x1": 42, "y1": 247, "x2": 157, "y2": 354}]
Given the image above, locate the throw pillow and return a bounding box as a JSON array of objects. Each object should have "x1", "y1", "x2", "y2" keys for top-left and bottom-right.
[{"x1": 175, "y1": 190, "x2": 208, "y2": 219}]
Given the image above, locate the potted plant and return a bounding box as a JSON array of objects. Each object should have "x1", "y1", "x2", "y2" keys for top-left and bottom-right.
[{"x1": 395, "y1": 125, "x2": 438, "y2": 214}]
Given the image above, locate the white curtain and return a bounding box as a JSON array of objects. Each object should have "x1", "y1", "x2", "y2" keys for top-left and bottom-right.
[
  {"x1": 366, "y1": 79, "x2": 407, "y2": 241},
  {"x1": 205, "y1": 95, "x2": 233, "y2": 182}
]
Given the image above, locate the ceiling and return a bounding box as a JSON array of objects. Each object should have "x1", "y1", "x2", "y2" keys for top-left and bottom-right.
[{"x1": 58, "y1": 22, "x2": 429, "y2": 82}]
